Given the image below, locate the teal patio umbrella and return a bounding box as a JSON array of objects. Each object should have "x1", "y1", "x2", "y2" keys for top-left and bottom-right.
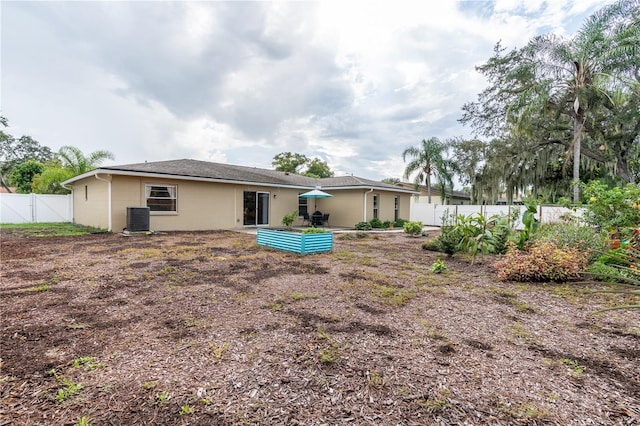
[{"x1": 299, "y1": 189, "x2": 333, "y2": 211}]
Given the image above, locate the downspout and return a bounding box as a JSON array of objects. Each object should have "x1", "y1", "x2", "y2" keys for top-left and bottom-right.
[
  {"x1": 363, "y1": 188, "x2": 374, "y2": 222},
  {"x1": 61, "y1": 182, "x2": 74, "y2": 223},
  {"x1": 95, "y1": 173, "x2": 113, "y2": 232}
]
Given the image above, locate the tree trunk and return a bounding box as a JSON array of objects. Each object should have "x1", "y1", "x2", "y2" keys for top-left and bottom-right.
[
  {"x1": 426, "y1": 173, "x2": 432, "y2": 204},
  {"x1": 573, "y1": 118, "x2": 583, "y2": 203}
]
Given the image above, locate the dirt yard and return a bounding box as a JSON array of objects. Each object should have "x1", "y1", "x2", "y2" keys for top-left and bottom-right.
[{"x1": 1, "y1": 229, "x2": 639, "y2": 425}]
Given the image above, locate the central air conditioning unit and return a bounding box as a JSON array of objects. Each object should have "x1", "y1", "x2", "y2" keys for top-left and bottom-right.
[{"x1": 126, "y1": 207, "x2": 150, "y2": 232}]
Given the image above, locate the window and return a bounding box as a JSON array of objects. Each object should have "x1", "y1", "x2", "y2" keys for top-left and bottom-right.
[
  {"x1": 373, "y1": 194, "x2": 379, "y2": 219},
  {"x1": 146, "y1": 184, "x2": 177, "y2": 212},
  {"x1": 394, "y1": 196, "x2": 399, "y2": 221},
  {"x1": 85, "y1": 185, "x2": 88, "y2": 201},
  {"x1": 298, "y1": 195, "x2": 308, "y2": 216}
]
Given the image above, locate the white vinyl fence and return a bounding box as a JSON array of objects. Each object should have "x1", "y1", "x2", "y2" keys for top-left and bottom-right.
[
  {"x1": 0, "y1": 193, "x2": 73, "y2": 224},
  {"x1": 410, "y1": 197, "x2": 585, "y2": 230}
]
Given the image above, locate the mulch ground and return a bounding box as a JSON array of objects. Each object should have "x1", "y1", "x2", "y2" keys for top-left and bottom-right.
[{"x1": 1, "y1": 229, "x2": 639, "y2": 425}]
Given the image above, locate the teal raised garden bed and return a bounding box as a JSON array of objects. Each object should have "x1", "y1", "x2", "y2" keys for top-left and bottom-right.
[{"x1": 257, "y1": 228, "x2": 333, "y2": 255}]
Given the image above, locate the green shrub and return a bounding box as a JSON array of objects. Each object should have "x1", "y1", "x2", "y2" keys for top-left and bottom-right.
[
  {"x1": 587, "y1": 261, "x2": 628, "y2": 283},
  {"x1": 494, "y1": 241, "x2": 588, "y2": 282},
  {"x1": 582, "y1": 181, "x2": 640, "y2": 235},
  {"x1": 302, "y1": 228, "x2": 328, "y2": 234},
  {"x1": 403, "y1": 221, "x2": 423, "y2": 236},
  {"x1": 422, "y1": 240, "x2": 440, "y2": 251},
  {"x1": 369, "y1": 218, "x2": 383, "y2": 229},
  {"x1": 532, "y1": 223, "x2": 606, "y2": 263},
  {"x1": 355, "y1": 221, "x2": 372, "y2": 231},
  {"x1": 492, "y1": 217, "x2": 513, "y2": 255},
  {"x1": 382, "y1": 220, "x2": 392, "y2": 229},
  {"x1": 436, "y1": 226, "x2": 464, "y2": 256},
  {"x1": 394, "y1": 218, "x2": 408, "y2": 228}
]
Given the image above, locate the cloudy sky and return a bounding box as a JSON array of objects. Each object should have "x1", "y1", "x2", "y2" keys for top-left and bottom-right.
[{"x1": 2, "y1": 0, "x2": 612, "y2": 182}]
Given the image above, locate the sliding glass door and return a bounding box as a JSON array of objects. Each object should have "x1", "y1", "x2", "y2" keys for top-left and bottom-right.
[{"x1": 243, "y1": 191, "x2": 270, "y2": 226}]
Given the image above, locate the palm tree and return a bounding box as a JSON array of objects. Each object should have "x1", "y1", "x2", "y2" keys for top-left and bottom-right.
[
  {"x1": 402, "y1": 137, "x2": 451, "y2": 204},
  {"x1": 57, "y1": 145, "x2": 114, "y2": 176},
  {"x1": 514, "y1": 0, "x2": 639, "y2": 202}
]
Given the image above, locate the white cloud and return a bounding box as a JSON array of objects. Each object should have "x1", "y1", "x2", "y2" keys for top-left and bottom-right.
[{"x1": 1, "y1": 0, "x2": 616, "y2": 183}]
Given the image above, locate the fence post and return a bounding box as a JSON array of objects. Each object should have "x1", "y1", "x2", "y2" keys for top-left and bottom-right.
[{"x1": 30, "y1": 193, "x2": 36, "y2": 223}]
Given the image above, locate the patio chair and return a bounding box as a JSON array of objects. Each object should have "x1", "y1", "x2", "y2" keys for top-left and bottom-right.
[
  {"x1": 321, "y1": 213, "x2": 330, "y2": 227},
  {"x1": 301, "y1": 212, "x2": 311, "y2": 226}
]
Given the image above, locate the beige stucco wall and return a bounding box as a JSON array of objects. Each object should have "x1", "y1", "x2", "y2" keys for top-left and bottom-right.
[
  {"x1": 70, "y1": 175, "x2": 414, "y2": 231},
  {"x1": 71, "y1": 176, "x2": 110, "y2": 229}
]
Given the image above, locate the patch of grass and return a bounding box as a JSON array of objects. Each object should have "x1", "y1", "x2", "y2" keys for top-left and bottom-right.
[
  {"x1": 357, "y1": 256, "x2": 379, "y2": 267},
  {"x1": 560, "y1": 358, "x2": 585, "y2": 377},
  {"x1": 509, "y1": 321, "x2": 532, "y2": 340},
  {"x1": 373, "y1": 284, "x2": 414, "y2": 306},
  {"x1": 333, "y1": 249, "x2": 356, "y2": 261},
  {"x1": 67, "y1": 323, "x2": 87, "y2": 330},
  {"x1": 367, "y1": 370, "x2": 385, "y2": 389},
  {"x1": 29, "y1": 284, "x2": 50, "y2": 292},
  {"x1": 142, "y1": 381, "x2": 158, "y2": 390},
  {"x1": 209, "y1": 341, "x2": 230, "y2": 360},
  {"x1": 318, "y1": 343, "x2": 341, "y2": 364},
  {"x1": 0, "y1": 222, "x2": 106, "y2": 237},
  {"x1": 418, "y1": 320, "x2": 449, "y2": 341}
]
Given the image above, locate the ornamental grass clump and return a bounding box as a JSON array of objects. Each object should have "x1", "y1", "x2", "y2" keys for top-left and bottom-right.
[{"x1": 494, "y1": 240, "x2": 588, "y2": 282}]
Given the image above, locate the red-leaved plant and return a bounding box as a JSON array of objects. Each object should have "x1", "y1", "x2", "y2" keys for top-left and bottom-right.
[{"x1": 494, "y1": 241, "x2": 588, "y2": 282}]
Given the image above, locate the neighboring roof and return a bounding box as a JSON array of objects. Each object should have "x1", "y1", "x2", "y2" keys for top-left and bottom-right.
[
  {"x1": 395, "y1": 182, "x2": 470, "y2": 199},
  {"x1": 63, "y1": 159, "x2": 417, "y2": 193}
]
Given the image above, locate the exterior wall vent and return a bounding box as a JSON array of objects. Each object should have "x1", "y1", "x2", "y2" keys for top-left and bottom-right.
[{"x1": 126, "y1": 207, "x2": 150, "y2": 232}]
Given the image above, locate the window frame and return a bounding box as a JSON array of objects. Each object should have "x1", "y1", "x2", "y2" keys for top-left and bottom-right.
[{"x1": 145, "y1": 183, "x2": 178, "y2": 214}]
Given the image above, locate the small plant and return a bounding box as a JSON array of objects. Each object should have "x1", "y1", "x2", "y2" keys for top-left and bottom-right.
[
  {"x1": 355, "y1": 221, "x2": 372, "y2": 231},
  {"x1": 302, "y1": 227, "x2": 328, "y2": 234},
  {"x1": 179, "y1": 404, "x2": 194, "y2": 415},
  {"x1": 281, "y1": 210, "x2": 298, "y2": 230},
  {"x1": 56, "y1": 379, "x2": 84, "y2": 402},
  {"x1": 382, "y1": 220, "x2": 392, "y2": 229},
  {"x1": 74, "y1": 416, "x2": 90, "y2": 426},
  {"x1": 157, "y1": 391, "x2": 170, "y2": 404},
  {"x1": 517, "y1": 200, "x2": 540, "y2": 250},
  {"x1": 34, "y1": 284, "x2": 50, "y2": 292},
  {"x1": 430, "y1": 259, "x2": 448, "y2": 274},
  {"x1": 403, "y1": 221, "x2": 423, "y2": 236},
  {"x1": 72, "y1": 356, "x2": 95, "y2": 369}
]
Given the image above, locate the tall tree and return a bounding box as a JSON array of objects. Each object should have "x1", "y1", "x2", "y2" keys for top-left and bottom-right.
[
  {"x1": 402, "y1": 137, "x2": 452, "y2": 203},
  {"x1": 9, "y1": 160, "x2": 45, "y2": 193},
  {"x1": 57, "y1": 145, "x2": 114, "y2": 176},
  {"x1": 272, "y1": 152, "x2": 308, "y2": 173},
  {"x1": 303, "y1": 158, "x2": 334, "y2": 178},
  {"x1": 461, "y1": 0, "x2": 640, "y2": 201},
  {"x1": 0, "y1": 118, "x2": 53, "y2": 192}
]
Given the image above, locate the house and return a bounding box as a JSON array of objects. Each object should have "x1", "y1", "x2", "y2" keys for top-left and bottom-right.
[
  {"x1": 62, "y1": 159, "x2": 417, "y2": 232},
  {"x1": 394, "y1": 182, "x2": 471, "y2": 205}
]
